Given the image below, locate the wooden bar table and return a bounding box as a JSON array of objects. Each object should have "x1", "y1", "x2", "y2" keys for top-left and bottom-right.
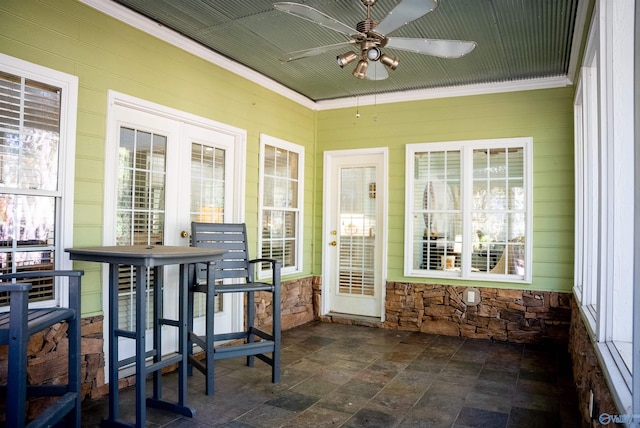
[{"x1": 66, "y1": 245, "x2": 225, "y2": 428}]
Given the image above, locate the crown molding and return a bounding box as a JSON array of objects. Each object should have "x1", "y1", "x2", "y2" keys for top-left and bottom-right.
[{"x1": 315, "y1": 76, "x2": 573, "y2": 110}]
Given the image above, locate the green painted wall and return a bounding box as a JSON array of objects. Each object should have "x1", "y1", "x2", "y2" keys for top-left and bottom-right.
[
  {"x1": 316, "y1": 88, "x2": 575, "y2": 292},
  {"x1": 0, "y1": 0, "x2": 317, "y2": 316},
  {"x1": 1, "y1": 1, "x2": 575, "y2": 317}
]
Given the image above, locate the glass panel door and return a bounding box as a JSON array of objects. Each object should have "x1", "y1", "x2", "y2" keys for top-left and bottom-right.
[
  {"x1": 326, "y1": 151, "x2": 385, "y2": 318},
  {"x1": 181, "y1": 123, "x2": 236, "y2": 335},
  {"x1": 116, "y1": 127, "x2": 167, "y2": 333},
  {"x1": 190, "y1": 142, "x2": 225, "y2": 319}
]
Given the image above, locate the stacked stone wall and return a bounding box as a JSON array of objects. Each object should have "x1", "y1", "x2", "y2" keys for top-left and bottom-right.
[
  {"x1": 0, "y1": 315, "x2": 105, "y2": 420},
  {"x1": 568, "y1": 299, "x2": 619, "y2": 427},
  {"x1": 381, "y1": 282, "x2": 572, "y2": 344}
]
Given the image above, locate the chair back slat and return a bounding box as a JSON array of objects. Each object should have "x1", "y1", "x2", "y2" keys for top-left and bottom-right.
[{"x1": 191, "y1": 222, "x2": 251, "y2": 282}]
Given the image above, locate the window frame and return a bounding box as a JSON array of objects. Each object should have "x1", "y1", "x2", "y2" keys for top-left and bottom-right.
[
  {"x1": 258, "y1": 134, "x2": 304, "y2": 278},
  {"x1": 0, "y1": 54, "x2": 78, "y2": 310},
  {"x1": 573, "y1": 0, "x2": 635, "y2": 415},
  {"x1": 405, "y1": 137, "x2": 533, "y2": 283},
  {"x1": 573, "y1": 13, "x2": 601, "y2": 331}
]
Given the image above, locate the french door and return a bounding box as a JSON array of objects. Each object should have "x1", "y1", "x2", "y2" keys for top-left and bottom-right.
[{"x1": 104, "y1": 93, "x2": 245, "y2": 368}]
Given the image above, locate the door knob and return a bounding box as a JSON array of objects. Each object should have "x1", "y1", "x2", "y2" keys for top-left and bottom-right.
[
  {"x1": 330, "y1": 241, "x2": 337, "y2": 246},
  {"x1": 180, "y1": 231, "x2": 189, "y2": 238}
]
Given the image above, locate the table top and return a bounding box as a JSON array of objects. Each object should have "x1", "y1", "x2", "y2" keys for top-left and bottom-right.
[{"x1": 66, "y1": 245, "x2": 226, "y2": 267}]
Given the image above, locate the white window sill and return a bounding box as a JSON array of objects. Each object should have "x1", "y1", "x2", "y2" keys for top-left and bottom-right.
[
  {"x1": 578, "y1": 305, "x2": 632, "y2": 419},
  {"x1": 595, "y1": 342, "x2": 632, "y2": 417},
  {"x1": 407, "y1": 270, "x2": 529, "y2": 284},
  {"x1": 612, "y1": 341, "x2": 632, "y2": 375}
]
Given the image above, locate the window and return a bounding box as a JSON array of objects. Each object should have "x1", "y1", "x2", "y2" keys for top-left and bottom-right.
[
  {"x1": 0, "y1": 54, "x2": 78, "y2": 309},
  {"x1": 258, "y1": 134, "x2": 303, "y2": 276},
  {"x1": 574, "y1": 15, "x2": 601, "y2": 324},
  {"x1": 573, "y1": 0, "x2": 635, "y2": 413},
  {"x1": 405, "y1": 138, "x2": 532, "y2": 282}
]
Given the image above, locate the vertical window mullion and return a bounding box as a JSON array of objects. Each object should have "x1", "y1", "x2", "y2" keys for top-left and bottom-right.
[{"x1": 460, "y1": 147, "x2": 471, "y2": 279}]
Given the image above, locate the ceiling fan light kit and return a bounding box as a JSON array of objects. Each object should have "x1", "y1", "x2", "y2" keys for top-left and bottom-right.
[
  {"x1": 380, "y1": 53, "x2": 399, "y2": 70},
  {"x1": 352, "y1": 59, "x2": 369, "y2": 79},
  {"x1": 366, "y1": 46, "x2": 382, "y2": 61},
  {"x1": 273, "y1": 0, "x2": 476, "y2": 81},
  {"x1": 337, "y1": 51, "x2": 359, "y2": 68}
]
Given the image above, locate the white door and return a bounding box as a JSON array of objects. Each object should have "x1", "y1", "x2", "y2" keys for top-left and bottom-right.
[
  {"x1": 322, "y1": 149, "x2": 387, "y2": 319},
  {"x1": 177, "y1": 123, "x2": 241, "y2": 336},
  {"x1": 104, "y1": 93, "x2": 245, "y2": 366}
]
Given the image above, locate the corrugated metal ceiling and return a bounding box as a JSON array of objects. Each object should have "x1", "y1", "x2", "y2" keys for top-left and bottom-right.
[{"x1": 110, "y1": 0, "x2": 583, "y2": 102}]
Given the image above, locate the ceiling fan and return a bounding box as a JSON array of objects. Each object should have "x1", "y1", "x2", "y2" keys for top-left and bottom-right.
[{"x1": 273, "y1": 0, "x2": 477, "y2": 81}]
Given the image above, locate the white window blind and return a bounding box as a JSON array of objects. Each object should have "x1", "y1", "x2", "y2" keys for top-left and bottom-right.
[{"x1": 0, "y1": 70, "x2": 62, "y2": 306}]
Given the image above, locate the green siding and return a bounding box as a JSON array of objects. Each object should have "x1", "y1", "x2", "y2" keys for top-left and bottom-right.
[
  {"x1": 316, "y1": 88, "x2": 575, "y2": 292},
  {"x1": 1, "y1": 0, "x2": 576, "y2": 317}
]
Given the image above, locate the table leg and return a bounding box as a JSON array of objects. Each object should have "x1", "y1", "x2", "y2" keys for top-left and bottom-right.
[
  {"x1": 178, "y1": 263, "x2": 188, "y2": 408},
  {"x1": 107, "y1": 264, "x2": 120, "y2": 423},
  {"x1": 135, "y1": 265, "x2": 147, "y2": 428},
  {"x1": 152, "y1": 266, "x2": 163, "y2": 400},
  {"x1": 145, "y1": 263, "x2": 195, "y2": 418}
]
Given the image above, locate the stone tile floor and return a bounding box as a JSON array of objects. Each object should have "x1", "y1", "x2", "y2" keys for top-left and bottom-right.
[{"x1": 81, "y1": 321, "x2": 582, "y2": 427}]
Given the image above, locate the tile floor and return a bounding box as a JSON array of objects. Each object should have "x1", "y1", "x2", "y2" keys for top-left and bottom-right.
[{"x1": 81, "y1": 321, "x2": 582, "y2": 427}]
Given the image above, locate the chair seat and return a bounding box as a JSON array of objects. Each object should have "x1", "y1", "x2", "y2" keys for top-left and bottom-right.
[
  {"x1": 192, "y1": 282, "x2": 275, "y2": 294},
  {"x1": 0, "y1": 308, "x2": 75, "y2": 342}
]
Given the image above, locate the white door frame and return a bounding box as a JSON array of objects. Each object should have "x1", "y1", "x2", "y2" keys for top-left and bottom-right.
[
  {"x1": 102, "y1": 90, "x2": 247, "y2": 379},
  {"x1": 322, "y1": 148, "x2": 388, "y2": 321}
]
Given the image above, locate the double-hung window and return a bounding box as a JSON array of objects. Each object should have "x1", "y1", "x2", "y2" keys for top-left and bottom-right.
[
  {"x1": 405, "y1": 138, "x2": 532, "y2": 282},
  {"x1": 0, "y1": 54, "x2": 78, "y2": 309},
  {"x1": 258, "y1": 134, "x2": 303, "y2": 277}
]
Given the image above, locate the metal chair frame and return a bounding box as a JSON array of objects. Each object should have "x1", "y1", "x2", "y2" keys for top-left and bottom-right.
[
  {"x1": 0, "y1": 270, "x2": 83, "y2": 428},
  {"x1": 187, "y1": 222, "x2": 281, "y2": 395}
]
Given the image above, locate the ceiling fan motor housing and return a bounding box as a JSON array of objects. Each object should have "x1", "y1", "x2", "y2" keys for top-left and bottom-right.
[{"x1": 356, "y1": 18, "x2": 378, "y2": 34}]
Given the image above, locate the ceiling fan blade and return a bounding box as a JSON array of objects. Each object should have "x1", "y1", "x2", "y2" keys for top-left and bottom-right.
[
  {"x1": 375, "y1": 0, "x2": 438, "y2": 36},
  {"x1": 279, "y1": 41, "x2": 356, "y2": 62},
  {"x1": 386, "y1": 37, "x2": 477, "y2": 58},
  {"x1": 365, "y1": 61, "x2": 389, "y2": 80},
  {"x1": 273, "y1": 2, "x2": 362, "y2": 37}
]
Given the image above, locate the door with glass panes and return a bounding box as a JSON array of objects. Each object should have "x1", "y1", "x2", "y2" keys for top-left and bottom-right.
[
  {"x1": 107, "y1": 100, "x2": 241, "y2": 363},
  {"x1": 323, "y1": 150, "x2": 387, "y2": 319}
]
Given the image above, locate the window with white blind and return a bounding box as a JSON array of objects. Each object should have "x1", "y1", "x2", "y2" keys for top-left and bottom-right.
[
  {"x1": 258, "y1": 134, "x2": 303, "y2": 277},
  {"x1": 0, "y1": 54, "x2": 77, "y2": 309},
  {"x1": 405, "y1": 138, "x2": 532, "y2": 282}
]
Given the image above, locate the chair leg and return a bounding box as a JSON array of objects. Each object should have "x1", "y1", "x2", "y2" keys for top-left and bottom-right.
[
  {"x1": 205, "y1": 267, "x2": 215, "y2": 396},
  {"x1": 67, "y1": 275, "x2": 81, "y2": 428},
  {"x1": 246, "y1": 290, "x2": 255, "y2": 368},
  {"x1": 187, "y1": 265, "x2": 195, "y2": 378},
  {"x1": 7, "y1": 289, "x2": 29, "y2": 428},
  {"x1": 272, "y1": 283, "x2": 281, "y2": 384}
]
